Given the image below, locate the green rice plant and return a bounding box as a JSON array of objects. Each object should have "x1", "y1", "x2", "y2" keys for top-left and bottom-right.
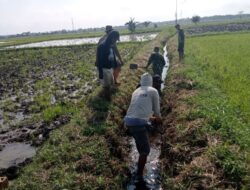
[
  {"x1": 34, "y1": 78, "x2": 52, "y2": 90},
  {"x1": 42, "y1": 105, "x2": 65, "y2": 122},
  {"x1": 34, "y1": 93, "x2": 52, "y2": 109},
  {"x1": 183, "y1": 32, "x2": 250, "y2": 183}
]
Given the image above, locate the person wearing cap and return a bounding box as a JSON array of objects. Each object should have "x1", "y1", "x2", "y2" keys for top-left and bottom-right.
[
  {"x1": 97, "y1": 25, "x2": 113, "y2": 45},
  {"x1": 146, "y1": 47, "x2": 165, "y2": 76},
  {"x1": 96, "y1": 25, "x2": 124, "y2": 85},
  {"x1": 96, "y1": 30, "x2": 120, "y2": 100},
  {"x1": 175, "y1": 24, "x2": 185, "y2": 61},
  {"x1": 124, "y1": 73, "x2": 162, "y2": 179}
]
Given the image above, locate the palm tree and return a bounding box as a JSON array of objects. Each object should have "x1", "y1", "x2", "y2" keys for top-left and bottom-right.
[{"x1": 125, "y1": 18, "x2": 138, "y2": 33}]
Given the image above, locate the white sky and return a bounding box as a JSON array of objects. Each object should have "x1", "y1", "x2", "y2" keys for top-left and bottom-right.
[{"x1": 0, "y1": 0, "x2": 250, "y2": 35}]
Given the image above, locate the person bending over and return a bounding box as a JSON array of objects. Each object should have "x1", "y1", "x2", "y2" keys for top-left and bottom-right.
[{"x1": 124, "y1": 73, "x2": 162, "y2": 179}]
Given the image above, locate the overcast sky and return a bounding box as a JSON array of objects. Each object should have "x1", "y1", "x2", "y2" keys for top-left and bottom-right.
[{"x1": 0, "y1": 0, "x2": 250, "y2": 35}]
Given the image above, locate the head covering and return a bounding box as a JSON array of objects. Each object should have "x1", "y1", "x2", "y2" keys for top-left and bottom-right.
[
  {"x1": 175, "y1": 24, "x2": 180, "y2": 29},
  {"x1": 103, "y1": 30, "x2": 120, "y2": 46},
  {"x1": 105, "y1": 25, "x2": 113, "y2": 33},
  {"x1": 140, "y1": 73, "x2": 152, "y2": 87},
  {"x1": 154, "y1": 46, "x2": 160, "y2": 53}
]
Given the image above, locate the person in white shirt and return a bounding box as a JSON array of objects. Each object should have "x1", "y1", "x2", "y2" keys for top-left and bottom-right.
[{"x1": 124, "y1": 72, "x2": 162, "y2": 179}]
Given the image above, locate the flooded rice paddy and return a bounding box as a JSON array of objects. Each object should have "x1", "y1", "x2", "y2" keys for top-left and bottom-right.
[
  {"x1": 6, "y1": 33, "x2": 158, "y2": 49},
  {"x1": 0, "y1": 41, "x2": 144, "y2": 178}
]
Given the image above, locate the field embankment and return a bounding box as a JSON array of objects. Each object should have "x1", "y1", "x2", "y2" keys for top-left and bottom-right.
[{"x1": 160, "y1": 32, "x2": 250, "y2": 189}]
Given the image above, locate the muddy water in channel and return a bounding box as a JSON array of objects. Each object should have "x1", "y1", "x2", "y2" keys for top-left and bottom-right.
[{"x1": 127, "y1": 44, "x2": 169, "y2": 190}]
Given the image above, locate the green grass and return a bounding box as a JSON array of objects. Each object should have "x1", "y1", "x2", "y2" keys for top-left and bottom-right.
[{"x1": 183, "y1": 32, "x2": 250, "y2": 185}]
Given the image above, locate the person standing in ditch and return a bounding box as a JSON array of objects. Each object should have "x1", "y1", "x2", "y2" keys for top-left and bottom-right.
[
  {"x1": 175, "y1": 24, "x2": 185, "y2": 61},
  {"x1": 96, "y1": 30, "x2": 120, "y2": 100},
  {"x1": 124, "y1": 73, "x2": 162, "y2": 180},
  {"x1": 96, "y1": 25, "x2": 124, "y2": 85},
  {"x1": 146, "y1": 47, "x2": 165, "y2": 76}
]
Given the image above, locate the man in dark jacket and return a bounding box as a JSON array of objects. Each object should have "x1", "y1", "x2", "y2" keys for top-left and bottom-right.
[
  {"x1": 96, "y1": 30, "x2": 120, "y2": 100},
  {"x1": 97, "y1": 25, "x2": 123, "y2": 85},
  {"x1": 146, "y1": 47, "x2": 165, "y2": 76},
  {"x1": 175, "y1": 24, "x2": 185, "y2": 61}
]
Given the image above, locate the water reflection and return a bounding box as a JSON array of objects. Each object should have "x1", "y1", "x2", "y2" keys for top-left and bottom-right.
[
  {"x1": 7, "y1": 33, "x2": 158, "y2": 49},
  {"x1": 161, "y1": 44, "x2": 170, "y2": 90}
]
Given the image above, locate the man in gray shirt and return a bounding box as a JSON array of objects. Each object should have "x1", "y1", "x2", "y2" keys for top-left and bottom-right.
[{"x1": 124, "y1": 73, "x2": 162, "y2": 179}]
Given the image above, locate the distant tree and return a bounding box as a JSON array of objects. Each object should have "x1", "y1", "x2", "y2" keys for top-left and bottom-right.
[
  {"x1": 154, "y1": 23, "x2": 158, "y2": 28},
  {"x1": 125, "y1": 18, "x2": 138, "y2": 33},
  {"x1": 238, "y1": 11, "x2": 244, "y2": 19},
  {"x1": 191, "y1": 15, "x2": 201, "y2": 24},
  {"x1": 142, "y1": 21, "x2": 151, "y2": 28}
]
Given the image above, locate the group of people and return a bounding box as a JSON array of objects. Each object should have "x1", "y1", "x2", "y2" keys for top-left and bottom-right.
[{"x1": 95, "y1": 24, "x2": 185, "y2": 180}]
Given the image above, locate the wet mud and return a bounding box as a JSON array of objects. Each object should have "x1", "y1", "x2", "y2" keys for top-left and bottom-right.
[
  {"x1": 0, "y1": 42, "x2": 144, "y2": 179},
  {"x1": 0, "y1": 143, "x2": 36, "y2": 179},
  {"x1": 0, "y1": 45, "x2": 96, "y2": 178}
]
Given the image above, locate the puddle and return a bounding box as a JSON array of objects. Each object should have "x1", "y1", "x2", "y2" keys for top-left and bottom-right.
[
  {"x1": 0, "y1": 143, "x2": 36, "y2": 169},
  {"x1": 127, "y1": 44, "x2": 169, "y2": 190},
  {"x1": 6, "y1": 33, "x2": 158, "y2": 49}
]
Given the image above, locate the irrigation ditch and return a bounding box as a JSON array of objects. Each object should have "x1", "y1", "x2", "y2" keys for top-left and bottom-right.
[{"x1": 126, "y1": 43, "x2": 170, "y2": 190}]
